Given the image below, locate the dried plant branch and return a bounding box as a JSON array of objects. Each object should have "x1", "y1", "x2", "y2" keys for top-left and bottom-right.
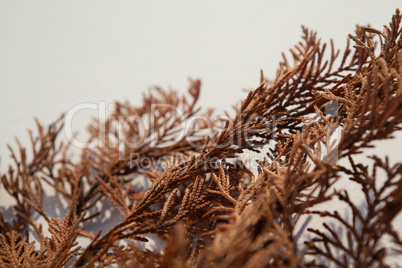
[{"x1": 1, "y1": 9, "x2": 401, "y2": 267}]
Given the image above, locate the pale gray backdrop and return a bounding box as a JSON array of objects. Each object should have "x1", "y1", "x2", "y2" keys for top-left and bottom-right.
[{"x1": 1, "y1": 1, "x2": 401, "y2": 265}]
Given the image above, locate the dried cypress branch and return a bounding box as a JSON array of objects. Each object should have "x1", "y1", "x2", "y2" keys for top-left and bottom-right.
[
  {"x1": 305, "y1": 156, "x2": 402, "y2": 267},
  {"x1": 0, "y1": 9, "x2": 401, "y2": 268}
]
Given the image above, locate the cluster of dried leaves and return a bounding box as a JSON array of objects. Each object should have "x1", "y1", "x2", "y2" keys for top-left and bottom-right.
[{"x1": 1, "y1": 9, "x2": 402, "y2": 268}]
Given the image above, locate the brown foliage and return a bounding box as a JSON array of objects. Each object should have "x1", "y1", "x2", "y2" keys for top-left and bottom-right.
[{"x1": 1, "y1": 9, "x2": 402, "y2": 267}]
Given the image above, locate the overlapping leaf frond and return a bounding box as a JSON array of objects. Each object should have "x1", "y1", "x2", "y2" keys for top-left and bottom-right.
[{"x1": 1, "y1": 9, "x2": 401, "y2": 268}]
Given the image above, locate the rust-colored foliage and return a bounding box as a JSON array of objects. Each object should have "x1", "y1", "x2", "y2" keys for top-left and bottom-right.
[{"x1": 1, "y1": 9, "x2": 402, "y2": 267}]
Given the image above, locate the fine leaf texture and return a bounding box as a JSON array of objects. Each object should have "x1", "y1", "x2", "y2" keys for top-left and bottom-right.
[{"x1": 1, "y1": 9, "x2": 401, "y2": 268}]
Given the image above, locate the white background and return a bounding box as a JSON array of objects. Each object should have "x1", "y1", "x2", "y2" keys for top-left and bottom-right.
[
  {"x1": 1, "y1": 0, "x2": 401, "y2": 265},
  {"x1": 1, "y1": 1, "x2": 401, "y2": 169}
]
